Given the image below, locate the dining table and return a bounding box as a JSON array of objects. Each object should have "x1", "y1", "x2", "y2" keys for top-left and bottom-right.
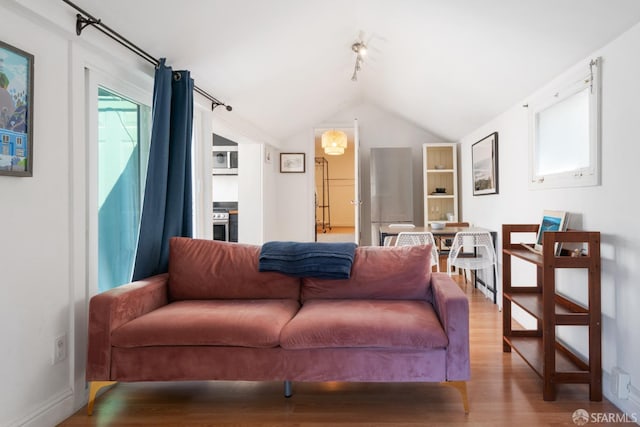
[{"x1": 378, "y1": 224, "x2": 498, "y2": 304}]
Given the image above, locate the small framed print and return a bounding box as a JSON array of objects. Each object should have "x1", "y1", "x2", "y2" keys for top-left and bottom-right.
[
  {"x1": 280, "y1": 153, "x2": 305, "y2": 173},
  {"x1": 0, "y1": 40, "x2": 34, "y2": 177}
]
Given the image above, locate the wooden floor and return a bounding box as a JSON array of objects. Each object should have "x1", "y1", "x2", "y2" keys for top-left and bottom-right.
[
  {"x1": 59, "y1": 277, "x2": 628, "y2": 426},
  {"x1": 316, "y1": 226, "x2": 355, "y2": 233},
  {"x1": 316, "y1": 226, "x2": 355, "y2": 243}
]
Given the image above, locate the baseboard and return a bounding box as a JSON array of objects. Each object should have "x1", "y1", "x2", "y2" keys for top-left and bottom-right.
[{"x1": 7, "y1": 387, "x2": 74, "y2": 427}]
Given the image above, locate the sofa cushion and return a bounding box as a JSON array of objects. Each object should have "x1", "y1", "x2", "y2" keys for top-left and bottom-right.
[
  {"x1": 111, "y1": 299, "x2": 300, "y2": 349},
  {"x1": 280, "y1": 299, "x2": 447, "y2": 350},
  {"x1": 300, "y1": 245, "x2": 432, "y2": 301},
  {"x1": 168, "y1": 237, "x2": 300, "y2": 300}
]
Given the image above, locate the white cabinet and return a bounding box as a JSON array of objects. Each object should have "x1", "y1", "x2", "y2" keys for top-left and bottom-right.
[{"x1": 423, "y1": 143, "x2": 458, "y2": 224}]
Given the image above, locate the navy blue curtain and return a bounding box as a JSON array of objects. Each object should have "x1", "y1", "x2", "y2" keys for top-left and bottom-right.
[{"x1": 132, "y1": 58, "x2": 194, "y2": 280}]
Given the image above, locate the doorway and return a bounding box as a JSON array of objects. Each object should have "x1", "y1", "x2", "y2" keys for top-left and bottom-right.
[{"x1": 314, "y1": 126, "x2": 359, "y2": 243}]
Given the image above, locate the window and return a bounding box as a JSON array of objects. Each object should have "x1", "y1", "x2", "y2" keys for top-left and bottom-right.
[
  {"x1": 97, "y1": 87, "x2": 151, "y2": 292},
  {"x1": 528, "y1": 58, "x2": 601, "y2": 189}
]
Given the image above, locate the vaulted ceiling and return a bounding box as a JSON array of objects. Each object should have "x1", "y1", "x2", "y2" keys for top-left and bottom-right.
[{"x1": 66, "y1": 0, "x2": 640, "y2": 141}]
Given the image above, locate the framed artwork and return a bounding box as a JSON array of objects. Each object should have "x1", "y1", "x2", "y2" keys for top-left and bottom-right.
[
  {"x1": 472, "y1": 132, "x2": 498, "y2": 196},
  {"x1": 0, "y1": 40, "x2": 34, "y2": 177},
  {"x1": 535, "y1": 210, "x2": 568, "y2": 255},
  {"x1": 280, "y1": 152, "x2": 305, "y2": 173}
]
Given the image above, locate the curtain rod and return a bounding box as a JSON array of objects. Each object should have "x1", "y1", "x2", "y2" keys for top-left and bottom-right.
[{"x1": 62, "y1": 0, "x2": 232, "y2": 111}]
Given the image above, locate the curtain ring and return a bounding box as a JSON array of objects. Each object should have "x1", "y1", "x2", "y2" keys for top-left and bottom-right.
[{"x1": 173, "y1": 72, "x2": 182, "y2": 81}]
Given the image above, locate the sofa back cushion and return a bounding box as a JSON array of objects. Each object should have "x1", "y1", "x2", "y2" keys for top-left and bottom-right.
[
  {"x1": 301, "y1": 245, "x2": 432, "y2": 301},
  {"x1": 168, "y1": 237, "x2": 300, "y2": 300}
]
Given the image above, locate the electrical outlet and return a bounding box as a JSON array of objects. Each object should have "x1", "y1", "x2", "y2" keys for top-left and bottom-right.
[
  {"x1": 53, "y1": 334, "x2": 67, "y2": 364},
  {"x1": 612, "y1": 367, "x2": 630, "y2": 399}
]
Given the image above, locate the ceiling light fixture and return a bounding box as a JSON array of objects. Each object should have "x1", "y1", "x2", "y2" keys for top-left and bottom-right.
[
  {"x1": 351, "y1": 40, "x2": 367, "y2": 82},
  {"x1": 321, "y1": 130, "x2": 348, "y2": 155}
]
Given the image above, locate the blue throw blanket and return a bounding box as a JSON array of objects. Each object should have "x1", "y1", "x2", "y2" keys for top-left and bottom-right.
[{"x1": 258, "y1": 241, "x2": 357, "y2": 279}]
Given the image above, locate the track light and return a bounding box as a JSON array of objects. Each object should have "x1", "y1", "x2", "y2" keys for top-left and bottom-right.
[
  {"x1": 351, "y1": 41, "x2": 367, "y2": 82},
  {"x1": 352, "y1": 42, "x2": 367, "y2": 55}
]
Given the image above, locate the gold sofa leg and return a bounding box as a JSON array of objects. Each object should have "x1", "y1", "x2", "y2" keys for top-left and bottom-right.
[
  {"x1": 441, "y1": 381, "x2": 469, "y2": 414},
  {"x1": 87, "y1": 381, "x2": 117, "y2": 415}
]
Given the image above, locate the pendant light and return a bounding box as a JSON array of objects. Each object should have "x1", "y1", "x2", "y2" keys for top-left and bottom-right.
[{"x1": 321, "y1": 130, "x2": 348, "y2": 155}]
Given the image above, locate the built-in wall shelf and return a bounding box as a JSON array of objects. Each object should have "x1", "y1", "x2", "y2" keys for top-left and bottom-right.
[{"x1": 423, "y1": 144, "x2": 458, "y2": 223}]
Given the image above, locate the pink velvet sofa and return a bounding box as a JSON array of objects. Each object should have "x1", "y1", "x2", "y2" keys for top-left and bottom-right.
[{"x1": 86, "y1": 237, "x2": 470, "y2": 414}]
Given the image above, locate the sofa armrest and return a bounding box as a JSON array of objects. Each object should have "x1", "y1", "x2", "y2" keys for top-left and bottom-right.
[
  {"x1": 431, "y1": 272, "x2": 470, "y2": 381},
  {"x1": 86, "y1": 273, "x2": 169, "y2": 380}
]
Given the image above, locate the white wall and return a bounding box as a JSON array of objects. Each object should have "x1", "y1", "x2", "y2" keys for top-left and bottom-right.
[
  {"x1": 0, "y1": 3, "x2": 73, "y2": 426},
  {"x1": 458, "y1": 21, "x2": 640, "y2": 416},
  {"x1": 276, "y1": 102, "x2": 445, "y2": 245},
  {"x1": 212, "y1": 175, "x2": 239, "y2": 202},
  {"x1": 193, "y1": 104, "x2": 215, "y2": 239},
  {"x1": 262, "y1": 143, "x2": 280, "y2": 242}
]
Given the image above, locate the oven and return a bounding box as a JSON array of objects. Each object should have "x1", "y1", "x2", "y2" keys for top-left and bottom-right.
[{"x1": 213, "y1": 209, "x2": 230, "y2": 241}]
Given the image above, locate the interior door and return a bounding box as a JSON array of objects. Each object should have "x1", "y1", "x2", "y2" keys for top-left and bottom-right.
[
  {"x1": 351, "y1": 118, "x2": 361, "y2": 244},
  {"x1": 313, "y1": 123, "x2": 359, "y2": 243}
]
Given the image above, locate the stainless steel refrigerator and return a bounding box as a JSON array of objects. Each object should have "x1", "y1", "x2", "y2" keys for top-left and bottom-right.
[{"x1": 370, "y1": 147, "x2": 414, "y2": 245}]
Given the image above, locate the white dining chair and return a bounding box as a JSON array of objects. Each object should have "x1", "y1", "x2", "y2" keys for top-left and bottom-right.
[
  {"x1": 446, "y1": 231, "x2": 498, "y2": 301},
  {"x1": 445, "y1": 222, "x2": 470, "y2": 282},
  {"x1": 395, "y1": 231, "x2": 440, "y2": 272}
]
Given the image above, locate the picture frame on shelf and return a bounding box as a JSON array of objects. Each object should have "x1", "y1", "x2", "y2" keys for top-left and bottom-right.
[
  {"x1": 472, "y1": 132, "x2": 498, "y2": 196},
  {"x1": 0, "y1": 40, "x2": 34, "y2": 177},
  {"x1": 280, "y1": 152, "x2": 305, "y2": 173},
  {"x1": 535, "y1": 209, "x2": 568, "y2": 255}
]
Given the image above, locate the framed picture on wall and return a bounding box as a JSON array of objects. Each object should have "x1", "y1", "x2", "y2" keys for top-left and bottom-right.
[
  {"x1": 472, "y1": 132, "x2": 498, "y2": 195},
  {"x1": 0, "y1": 40, "x2": 34, "y2": 177},
  {"x1": 280, "y1": 153, "x2": 305, "y2": 173}
]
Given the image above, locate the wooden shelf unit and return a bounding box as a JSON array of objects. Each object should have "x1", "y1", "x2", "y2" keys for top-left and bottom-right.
[{"x1": 502, "y1": 224, "x2": 602, "y2": 401}]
